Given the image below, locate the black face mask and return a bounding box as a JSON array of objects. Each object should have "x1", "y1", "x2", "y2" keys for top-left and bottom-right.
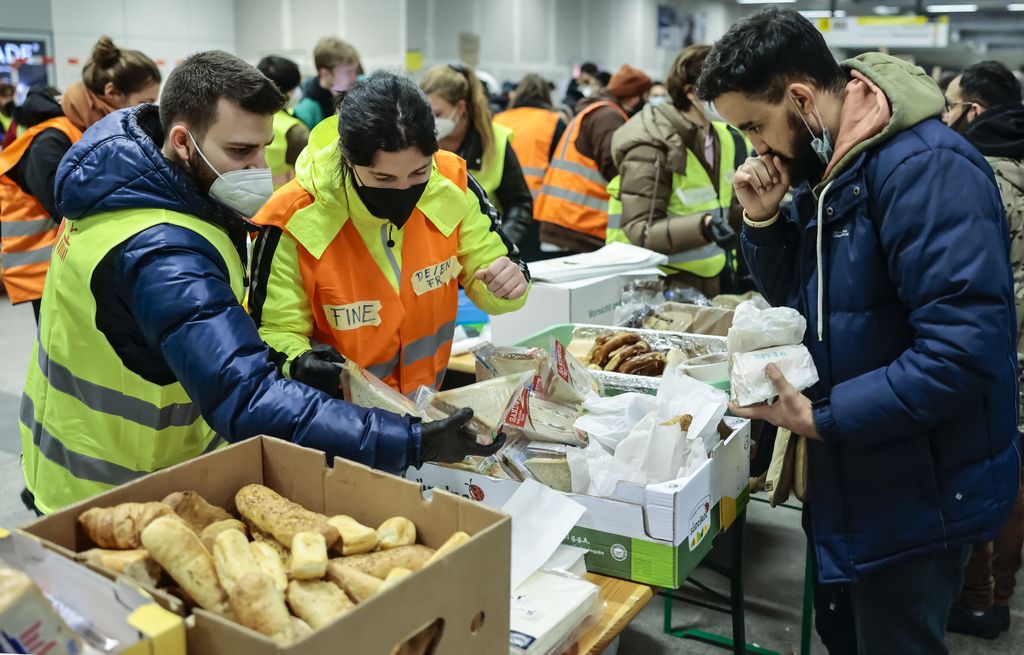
[{"x1": 350, "y1": 167, "x2": 428, "y2": 229}]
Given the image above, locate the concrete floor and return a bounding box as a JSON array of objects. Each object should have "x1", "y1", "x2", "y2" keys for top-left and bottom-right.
[{"x1": 0, "y1": 297, "x2": 1021, "y2": 654}]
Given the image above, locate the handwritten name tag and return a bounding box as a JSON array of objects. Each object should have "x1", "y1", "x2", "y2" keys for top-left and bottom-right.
[
  {"x1": 412, "y1": 256, "x2": 462, "y2": 296},
  {"x1": 323, "y1": 301, "x2": 382, "y2": 331}
]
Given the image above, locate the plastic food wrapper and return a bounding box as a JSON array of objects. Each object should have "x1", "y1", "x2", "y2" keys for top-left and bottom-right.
[
  {"x1": 613, "y1": 278, "x2": 666, "y2": 328},
  {"x1": 730, "y1": 345, "x2": 820, "y2": 407},
  {"x1": 414, "y1": 374, "x2": 525, "y2": 446},
  {"x1": 614, "y1": 365, "x2": 728, "y2": 484},
  {"x1": 726, "y1": 298, "x2": 807, "y2": 354},
  {"x1": 0, "y1": 567, "x2": 86, "y2": 655},
  {"x1": 471, "y1": 342, "x2": 546, "y2": 381},
  {"x1": 500, "y1": 434, "x2": 574, "y2": 492},
  {"x1": 341, "y1": 360, "x2": 428, "y2": 418},
  {"x1": 573, "y1": 393, "x2": 658, "y2": 451},
  {"x1": 501, "y1": 376, "x2": 587, "y2": 447},
  {"x1": 540, "y1": 337, "x2": 602, "y2": 406}
]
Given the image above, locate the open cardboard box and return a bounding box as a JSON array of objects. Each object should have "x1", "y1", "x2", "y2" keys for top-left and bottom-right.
[
  {"x1": 23, "y1": 437, "x2": 511, "y2": 655},
  {"x1": 408, "y1": 419, "x2": 750, "y2": 589}
]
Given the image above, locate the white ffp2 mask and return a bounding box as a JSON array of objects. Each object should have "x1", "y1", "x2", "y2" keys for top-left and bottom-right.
[{"x1": 188, "y1": 131, "x2": 274, "y2": 217}]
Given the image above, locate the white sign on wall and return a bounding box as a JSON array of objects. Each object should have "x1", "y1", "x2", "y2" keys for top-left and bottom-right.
[{"x1": 817, "y1": 16, "x2": 950, "y2": 49}]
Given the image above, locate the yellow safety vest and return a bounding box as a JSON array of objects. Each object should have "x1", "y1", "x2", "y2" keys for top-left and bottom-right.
[
  {"x1": 470, "y1": 122, "x2": 512, "y2": 210},
  {"x1": 607, "y1": 121, "x2": 748, "y2": 279},
  {"x1": 20, "y1": 209, "x2": 241, "y2": 513},
  {"x1": 267, "y1": 110, "x2": 304, "y2": 189}
]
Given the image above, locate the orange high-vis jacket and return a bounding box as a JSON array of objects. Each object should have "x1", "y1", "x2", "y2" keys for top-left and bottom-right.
[
  {"x1": 493, "y1": 106, "x2": 560, "y2": 197},
  {"x1": 533, "y1": 101, "x2": 627, "y2": 241},
  {"x1": 0, "y1": 116, "x2": 82, "y2": 304},
  {"x1": 255, "y1": 151, "x2": 465, "y2": 395}
]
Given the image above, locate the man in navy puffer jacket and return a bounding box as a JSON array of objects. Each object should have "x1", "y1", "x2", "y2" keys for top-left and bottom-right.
[
  {"x1": 20, "y1": 51, "x2": 491, "y2": 515},
  {"x1": 696, "y1": 9, "x2": 1021, "y2": 655}
]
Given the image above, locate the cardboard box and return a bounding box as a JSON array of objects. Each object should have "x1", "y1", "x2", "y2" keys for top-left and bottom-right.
[
  {"x1": 408, "y1": 420, "x2": 751, "y2": 589},
  {"x1": 24, "y1": 437, "x2": 511, "y2": 655},
  {"x1": 0, "y1": 528, "x2": 185, "y2": 655},
  {"x1": 490, "y1": 271, "x2": 660, "y2": 346}
]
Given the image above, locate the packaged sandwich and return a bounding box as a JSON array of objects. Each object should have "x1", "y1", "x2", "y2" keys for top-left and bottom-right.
[
  {"x1": 415, "y1": 374, "x2": 524, "y2": 447},
  {"x1": 472, "y1": 343, "x2": 546, "y2": 381},
  {"x1": 501, "y1": 375, "x2": 587, "y2": 447},
  {"x1": 540, "y1": 337, "x2": 601, "y2": 406},
  {"x1": 0, "y1": 567, "x2": 85, "y2": 655},
  {"x1": 341, "y1": 360, "x2": 427, "y2": 418}
]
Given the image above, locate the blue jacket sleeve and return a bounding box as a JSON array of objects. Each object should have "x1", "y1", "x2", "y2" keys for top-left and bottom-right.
[
  {"x1": 813, "y1": 149, "x2": 1015, "y2": 445},
  {"x1": 114, "y1": 224, "x2": 421, "y2": 474},
  {"x1": 740, "y1": 210, "x2": 801, "y2": 307}
]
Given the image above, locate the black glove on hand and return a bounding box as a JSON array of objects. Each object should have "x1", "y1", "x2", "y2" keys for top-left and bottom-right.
[
  {"x1": 291, "y1": 344, "x2": 345, "y2": 394},
  {"x1": 420, "y1": 407, "x2": 506, "y2": 464},
  {"x1": 704, "y1": 212, "x2": 738, "y2": 251}
]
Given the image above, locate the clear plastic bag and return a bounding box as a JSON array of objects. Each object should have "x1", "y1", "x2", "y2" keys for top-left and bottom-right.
[
  {"x1": 613, "y1": 278, "x2": 666, "y2": 327},
  {"x1": 471, "y1": 342, "x2": 546, "y2": 381},
  {"x1": 539, "y1": 337, "x2": 602, "y2": 406},
  {"x1": 501, "y1": 374, "x2": 588, "y2": 447}
]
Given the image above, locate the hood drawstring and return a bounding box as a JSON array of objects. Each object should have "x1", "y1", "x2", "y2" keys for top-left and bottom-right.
[{"x1": 815, "y1": 181, "x2": 836, "y2": 342}]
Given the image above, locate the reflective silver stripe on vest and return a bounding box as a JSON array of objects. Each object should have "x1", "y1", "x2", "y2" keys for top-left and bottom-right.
[
  {"x1": 403, "y1": 320, "x2": 456, "y2": 367},
  {"x1": 521, "y1": 166, "x2": 546, "y2": 178},
  {"x1": 530, "y1": 189, "x2": 539, "y2": 199},
  {"x1": 2, "y1": 217, "x2": 56, "y2": 238},
  {"x1": 37, "y1": 342, "x2": 202, "y2": 430},
  {"x1": 2, "y1": 244, "x2": 53, "y2": 269},
  {"x1": 20, "y1": 393, "x2": 147, "y2": 487},
  {"x1": 548, "y1": 158, "x2": 607, "y2": 185},
  {"x1": 538, "y1": 184, "x2": 608, "y2": 212},
  {"x1": 607, "y1": 213, "x2": 623, "y2": 229},
  {"x1": 666, "y1": 242, "x2": 725, "y2": 264},
  {"x1": 380, "y1": 224, "x2": 401, "y2": 282},
  {"x1": 368, "y1": 351, "x2": 401, "y2": 380}
]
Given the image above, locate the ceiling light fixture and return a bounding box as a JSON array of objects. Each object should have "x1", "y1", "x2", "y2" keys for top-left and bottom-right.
[
  {"x1": 1007, "y1": 3, "x2": 1024, "y2": 10},
  {"x1": 873, "y1": 5, "x2": 901, "y2": 15},
  {"x1": 925, "y1": 4, "x2": 979, "y2": 12},
  {"x1": 737, "y1": 0, "x2": 796, "y2": 4},
  {"x1": 800, "y1": 10, "x2": 847, "y2": 18}
]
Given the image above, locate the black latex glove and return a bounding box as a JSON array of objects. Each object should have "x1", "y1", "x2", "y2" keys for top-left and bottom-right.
[
  {"x1": 420, "y1": 408, "x2": 506, "y2": 464},
  {"x1": 704, "y1": 212, "x2": 738, "y2": 251},
  {"x1": 291, "y1": 344, "x2": 346, "y2": 394}
]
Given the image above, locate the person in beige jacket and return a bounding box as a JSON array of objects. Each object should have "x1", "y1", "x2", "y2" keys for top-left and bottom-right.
[{"x1": 609, "y1": 45, "x2": 749, "y2": 297}]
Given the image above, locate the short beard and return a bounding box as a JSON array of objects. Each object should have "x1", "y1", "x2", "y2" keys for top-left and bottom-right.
[
  {"x1": 783, "y1": 110, "x2": 827, "y2": 186},
  {"x1": 186, "y1": 146, "x2": 219, "y2": 195}
]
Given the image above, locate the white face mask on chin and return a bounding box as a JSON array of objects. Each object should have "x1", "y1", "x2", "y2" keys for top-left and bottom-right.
[{"x1": 187, "y1": 131, "x2": 274, "y2": 218}]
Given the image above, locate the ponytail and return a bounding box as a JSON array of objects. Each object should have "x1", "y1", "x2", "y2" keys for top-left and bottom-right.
[{"x1": 420, "y1": 63, "x2": 496, "y2": 169}]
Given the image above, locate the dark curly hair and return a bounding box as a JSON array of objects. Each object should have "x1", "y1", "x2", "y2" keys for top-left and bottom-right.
[{"x1": 696, "y1": 8, "x2": 846, "y2": 103}]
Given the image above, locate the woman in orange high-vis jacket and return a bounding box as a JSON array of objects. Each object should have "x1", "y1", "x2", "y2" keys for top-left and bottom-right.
[
  {"x1": 0, "y1": 36, "x2": 160, "y2": 321},
  {"x1": 494, "y1": 74, "x2": 566, "y2": 261},
  {"x1": 250, "y1": 71, "x2": 530, "y2": 398}
]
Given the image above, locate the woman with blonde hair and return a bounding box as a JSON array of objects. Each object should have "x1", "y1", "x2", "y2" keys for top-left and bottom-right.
[{"x1": 420, "y1": 63, "x2": 534, "y2": 257}]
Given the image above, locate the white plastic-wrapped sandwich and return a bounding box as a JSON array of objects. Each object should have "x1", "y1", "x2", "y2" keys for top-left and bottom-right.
[
  {"x1": 730, "y1": 345, "x2": 819, "y2": 407},
  {"x1": 540, "y1": 337, "x2": 601, "y2": 406},
  {"x1": 416, "y1": 374, "x2": 524, "y2": 446}
]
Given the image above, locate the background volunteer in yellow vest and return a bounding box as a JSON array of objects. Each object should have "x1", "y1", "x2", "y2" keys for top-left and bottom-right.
[
  {"x1": 494, "y1": 73, "x2": 566, "y2": 261},
  {"x1": 257, "y1": 55, "x2": 310, "y2": 189},
  {"x1": 0, "y1": 36, "x2": 160, "y2": 321},
  {"x1": 21, "y1": 52, "x2": 495, "y2": 515},
  {"x1": 0, "y1": 83, "x2": 14, "y2": 141},
  {"x1": 249, "y1": 71, "x2": 530, "y2": 398},
  {"x1": 607, "y1": 46, "x2": 750, "y2": 298},
  {"x1": 534, "y1": 64, "x2": 652, "y2": 254},
  {"x1": 420, "y1": 64, "x2": 535, "y2": 258}
]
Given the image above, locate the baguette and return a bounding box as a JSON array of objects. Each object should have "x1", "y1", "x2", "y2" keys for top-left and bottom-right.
[
  {"x1": 289, "y1": 532, "x2": 328, "y2": 580},
  {"x1": 235, "y1": 484, "x2": 338, "y2": 548},
  {"x1": 213, "y1": 529, "x2": 260, "y2": 595},
  {"x1": 141, "y1": 516, "x2": 231, "y2": 616},
  {"x1": 286, "y1": 580, "x2": 354, "y2": 629},
  {"x1": 200, "y1": 519, "x2": 248, "y2": 553},
  {"x1": 325, "y1": 561, "x2": 383, "y2": 602},
  {"x1": 332, "y1": 545, "x2": 435, "y2": 579},
  {"x1": 229, "y1": 571, "x2": 294, "y2": 645},
  {"x1": 425, "y1": 532, "x2": 470, "y2": 566},
  {"x1": 250, "y1": 541, "x2": 289, "y2": 593}
]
